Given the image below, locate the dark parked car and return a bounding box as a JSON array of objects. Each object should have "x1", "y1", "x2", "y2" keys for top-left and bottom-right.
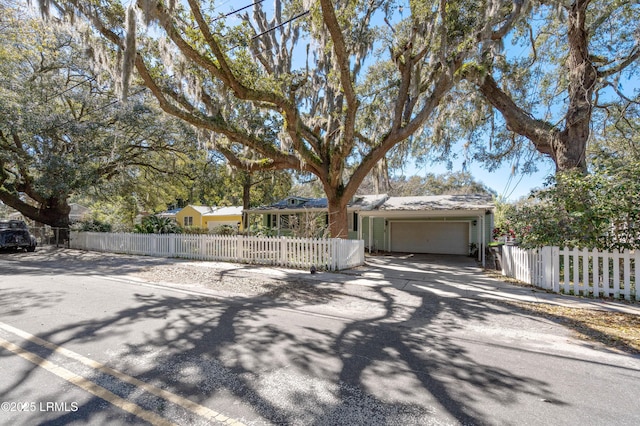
[{"x1": 0, "y1": 220, "x2": 37, "y2": 252}]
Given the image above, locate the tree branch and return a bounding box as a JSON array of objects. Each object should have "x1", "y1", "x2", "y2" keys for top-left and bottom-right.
[
  {"x1": 473, "y1": 72, "x2": 556, "y2": 156},
  {"x1": 596, "y1": 45, "x2": 640, "y2": 78}
]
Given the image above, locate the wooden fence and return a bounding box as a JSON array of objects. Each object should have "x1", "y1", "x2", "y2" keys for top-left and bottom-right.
[
  {"x1": 501, "y1": 245, "x2": 639, "y2": 301},
  {"x1": 69, "y1": 232, "x2": 365, "y2": 271}
]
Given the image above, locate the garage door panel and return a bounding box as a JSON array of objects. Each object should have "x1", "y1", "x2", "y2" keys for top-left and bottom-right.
[{"x1": 391, "y1": 222, "x2": 469, "y2": 255}]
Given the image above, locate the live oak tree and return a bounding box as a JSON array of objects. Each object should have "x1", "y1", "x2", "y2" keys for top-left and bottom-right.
[
  {"x1": 38, "y1": 0, "x2": 530, "y2": 237},
  {"x1": 458, "y1": 0, "x2": 639, "y2": 250},
  {"x1": 384, "y1": 171, "x2": 497, "y2": 197},
  {"x1": 0, "y1": 5, "x2": 197, "y2": 231},
  {"x1": 461, "y1": 0, "x2": 640, "y2": 173}
]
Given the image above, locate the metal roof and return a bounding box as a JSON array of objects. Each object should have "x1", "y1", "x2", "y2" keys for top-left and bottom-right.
[{"x1": 203, "y1": 206, "x2": 243, "y2": 217}]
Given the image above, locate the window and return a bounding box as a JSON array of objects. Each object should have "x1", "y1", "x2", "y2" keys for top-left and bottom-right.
[
  {"x1": 348, "y1": 212, "x2": 358, "y2": 232},
  {"x1": 183, "y1": 216, "x2": 193, "y2": 227},
  {"x1": 280, "y1": 214, "x2": 290, "y2": 229}
]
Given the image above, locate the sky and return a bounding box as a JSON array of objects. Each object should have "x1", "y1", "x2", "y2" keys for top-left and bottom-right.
[
  {"x1": 403, "y1": 150, "x2": 556, "y2": 202},
  {"x1": 428, "y1": 160, "x2": 554, "y2": 201}
]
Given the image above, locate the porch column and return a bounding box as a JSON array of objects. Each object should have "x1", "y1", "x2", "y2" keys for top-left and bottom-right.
[
  {"x1": 368, "y1": 217, "x2": 373, "y2": 253},
  {"x1": 481, "y1": 214, "x2": 486, "y2": 267}
]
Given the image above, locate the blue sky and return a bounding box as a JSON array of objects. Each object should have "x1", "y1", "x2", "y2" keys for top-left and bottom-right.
[{"x1": 405, "y1": 154, "x2": 556, "y2": 202}]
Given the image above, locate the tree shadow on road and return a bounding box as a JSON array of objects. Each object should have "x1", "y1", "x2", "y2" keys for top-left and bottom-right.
[{"x1": 0, "y1": 265, "x2": 562, "y2": 425}]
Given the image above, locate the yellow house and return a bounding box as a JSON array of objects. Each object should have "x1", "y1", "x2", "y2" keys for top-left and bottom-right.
[{"x1": 176, "y1": 205, "x2": 244, "y2": 231}]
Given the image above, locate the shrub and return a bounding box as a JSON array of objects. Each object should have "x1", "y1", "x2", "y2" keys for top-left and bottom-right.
[
  {"x1": 133, "y1": 215, "x2": 182, "y2": 234},
  {"x1": 72, "y1": 220, "x2": 112, "y2": 232},
  {"x1": 507, "y1": 166, "x2": 640, "y2": 250}
]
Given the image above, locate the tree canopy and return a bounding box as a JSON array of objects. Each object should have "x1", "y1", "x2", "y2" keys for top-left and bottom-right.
[
  {"x1": 459, "y1": 0, "x2": 640, "y2": 173},
  {"x1": 37, "y1": 0, "x2": 530, "y2": 237},
  {"x1": 0, "y1": 4, "x2": 196, "y2": 228}
]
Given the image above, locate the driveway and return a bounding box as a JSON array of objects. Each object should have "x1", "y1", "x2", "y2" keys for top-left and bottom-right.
[
  {"x1": 344, "y1": 253, "x2": 640, "y2": 315},
  {"x1": 360, "y1": 253, "x2": 479, "y2": 279}
]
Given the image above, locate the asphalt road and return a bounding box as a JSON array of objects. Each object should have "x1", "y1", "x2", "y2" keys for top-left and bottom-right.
[{"x1": 1, "y1": 249, "x2": 639, "y2": 425}]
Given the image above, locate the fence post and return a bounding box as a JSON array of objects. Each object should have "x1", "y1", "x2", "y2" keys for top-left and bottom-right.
[
  {"x1": 540, "y1": 246, "x2": 552, "y2": 290},
  {"x1": 236, "y1": 235, "x2": 243, "y2": 263},
  {"x1": 623, "y1": 250, "x2": 631, "y2": 301},
  {"x1": 592, "y1": 248, "x2": 600, "y2": 298},
  {"x1": 280, "y1": 237, "x2": 287, "y2": 267},
  {"x1": 330, "y1": 239, "x2": 338, "y2": 271},
  {"x1": 635, "y1": 250, "x2": 640, "y2": 302},
  {"x1": 501, "y1": 245, "x2": 511, "y2": 277},
  {"x1": 169, "y1": 234, "x2": 175, "y2": 258},
  {"x1": 551, "y1": 247, "x2": 560, "y2": 292}
]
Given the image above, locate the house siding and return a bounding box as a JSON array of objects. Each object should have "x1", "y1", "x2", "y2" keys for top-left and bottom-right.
[
  {"x1": 176, "y1": 206, "x2": 203, "y2": 228},
  {"x1": 176, "y1": 206, "x2": 243, "y2": 231},
  {"x1": 248, "y1": 195, "x2": 494, "y2": 260},
  {"x1": 203, "y1": 215, "x2": 243, "y2": 231},
  {"x1": 360, "y1": 217, "x2": 386, "y2": 252}
]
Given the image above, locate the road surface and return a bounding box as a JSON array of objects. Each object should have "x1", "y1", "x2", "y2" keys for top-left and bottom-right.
[{"x1": 1, "y1": 249, "x2": 639, "y2": 425}]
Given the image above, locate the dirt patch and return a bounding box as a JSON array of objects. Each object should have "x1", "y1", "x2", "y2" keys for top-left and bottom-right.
[
  {"x1": 483, "y1": 269, "x2": 640, "y2": 355},
  {"x1": 498, "y1": 301, "x2": 640, "y2": 355}
]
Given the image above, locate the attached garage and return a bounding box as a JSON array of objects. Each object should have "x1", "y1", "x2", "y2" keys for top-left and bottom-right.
[
  {"x1": 390, "y1": 221, "x2": 470, "y2": 255},
  {"x1": 358, "y1": 194, "x2": 495, "y2": 265}
]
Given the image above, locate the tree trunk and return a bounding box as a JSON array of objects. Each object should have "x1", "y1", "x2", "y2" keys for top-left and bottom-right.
[
  {"x1": 0, "y1": 192, "x2": 71, "y2": 230},
  {"x1": 40, "y1": 208, "x2": 71, "y2": 244},
  {"x1": 242, "y1": 171, "x2": 251, "y2": 230},
  {"x1": 558, "y1": 0, "x2": 595, "y2": 172},
  {"x1": 327, "y1": 195, "x2": 349, "y2": 239},
  {"x1": 472, "y1": 0, "x2": 594, "y2": 174}
]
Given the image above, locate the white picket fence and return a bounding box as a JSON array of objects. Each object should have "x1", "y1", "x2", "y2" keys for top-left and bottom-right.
[
  {"x1": 501, "y1": 245, "x2": 639, "y2": 301},
  {"x1": 69, "y1": 232, "x2": 364, "y2": 271}
]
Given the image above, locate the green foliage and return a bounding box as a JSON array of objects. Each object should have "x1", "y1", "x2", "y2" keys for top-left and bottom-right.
[
  {"x1": 38, "y1": 0, "x2": 533, "y2": 238},
  {"x1": 209, "y1": 225, "x2": 237, "y2": 236},
  {"x1": 0, "y1": 5, "x2": 204, "y2": 227},
  {"x1": 355, "y1": 170, "x2": 496, "y2": 197},
  {"x1": 71, "y1": 220, "x2": 112, "y2": 233},
  {"x1": 249, "y1": 225, "x2": 278, "y2": 237},
  {"x1": 506, "y1": 164, "x2": 640, "y2": 250},
  {"x1": 390, "y1": 171, "x2": 496, "y2": 196},
  {"x1": 182, "y1": 226, "x2": 209, "y2": 235},
  {"x1": 133, "y1": 215, "x2": 182, "y2": 234}
]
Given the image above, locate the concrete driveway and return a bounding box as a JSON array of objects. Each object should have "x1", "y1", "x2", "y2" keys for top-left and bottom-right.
[
  {"x1": 339, "y1": 253, "x2": 640, "y2": 315},
  {"x1": 360, "y1": 253, "x2": 479, "y2": 279}
]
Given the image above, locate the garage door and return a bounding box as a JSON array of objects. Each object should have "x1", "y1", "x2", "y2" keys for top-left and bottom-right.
[{"x1": 390, "y1": 222, "x2": 469, "y2": 255}]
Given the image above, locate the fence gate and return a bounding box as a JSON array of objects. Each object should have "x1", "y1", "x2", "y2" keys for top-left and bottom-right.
[{"x1": 30, "y1": 227, "x2": 70, "y2": 248}]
